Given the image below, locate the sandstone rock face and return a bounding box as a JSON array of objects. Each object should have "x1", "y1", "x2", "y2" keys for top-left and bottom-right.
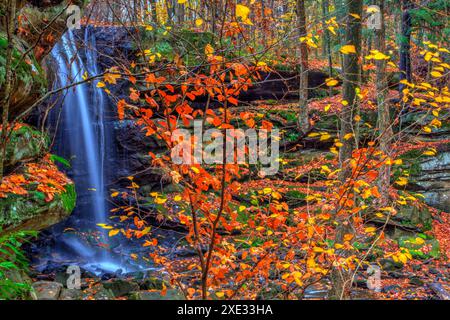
[{"x1": 415, "y1": 150, "x2": 450, "y2": 211}]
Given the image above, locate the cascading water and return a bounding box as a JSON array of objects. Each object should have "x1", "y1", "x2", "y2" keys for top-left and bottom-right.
[
  {"x1": 30, "y1": 26, "x2": 168, "y2": 276},
  {"x1": 39, "y1": 27, "x2": 128, "y2": 274}
]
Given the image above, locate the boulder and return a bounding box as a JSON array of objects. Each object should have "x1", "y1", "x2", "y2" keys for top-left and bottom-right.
[
  {"x1": 103, "y1": 279, "x2": 140, "y2": 297},
  {"x1": 4, "y1": 124, "x2": 49, "y2": 168},
  {"x1": 129, "y1": 289, "x2": 184, "y2": 300},
  {"x1": 32, "y1": 281, "x2": 63, "y2": 300},
  {"x1": 0, "y1": 184, "x2": 76, "y2": 236},
  {"x1": 59, "y1": 288, "x2": 82, "y2": 300}
]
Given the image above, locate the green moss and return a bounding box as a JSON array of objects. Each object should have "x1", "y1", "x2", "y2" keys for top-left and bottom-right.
[
  {"x1": 4, "y1": 125, "x2": 49, "y2": 167},
  {"x1": 398, "y1": 235, "x2": 440, "y2": 259},
  {"x1": 0, "y1": 183, "x2": 76, "y2": 234},
  {"x1": 0, "y1": 33, "x2": 47, "y2": 95}
]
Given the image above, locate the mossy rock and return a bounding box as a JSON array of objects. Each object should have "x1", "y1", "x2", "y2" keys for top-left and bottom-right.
[
  {"x1": 398, "y1": 235, "x2": 440, "y2": 259},
  {"x1": 4, "y1": 125, "x2": 49, "y2": 168},
  {"x1": 0, "y1": 184, "x2": 76, "y2": 236},
  {"x1": 129, "y1": 289, "x2": 184, "y2": 300},
  {"x1": 0, "y1": 33, "x2": 47, "y2": 119},
  {"x1": 396, "y1": 205, "x2": 433, "y2": 231}
]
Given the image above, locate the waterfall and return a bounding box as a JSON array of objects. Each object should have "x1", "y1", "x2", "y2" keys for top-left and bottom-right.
[{"x1": 46, "y1": 27, "x2": 119, "y2": 273}]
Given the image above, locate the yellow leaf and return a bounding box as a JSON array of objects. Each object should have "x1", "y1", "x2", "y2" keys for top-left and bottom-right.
[
  {"x1": 292, "y1": 271, "x2": 303, "y2": 286},
  {"x1": 204, "y1": 44, "x2": 214, "y2": 56},
  {"x1": 431, "y1": 71, "x2": 443, "y2": 78},
  {"x1": 320, "y1": 133, "x2": 331, "y2": 141},
  {"x1": 340, "y1": 45, "x2": 356, "y2": 54},
  {"x1": 395, "y1": 177, "x2": 408, "y2": 186},
  {"x1": 177, "y1": 0, "x2": 187, "y2": 3},
  {"x1": 350, "y1": 13, "x2": 361, "y2": 19},
  {"x1": 367, "y1": 6, "x2": 379, "y2": 13},
  {"x1": 398, "y1": 253, "x2": 408, "y2": 264},
  {"x1": 96, "y1": 81, "x2": 106, "y2": 88},
  {"x1": 155, "y1": 197, "x2": 167, "y2": 204},
  {"x1": 191, "y1": 166, "x2": 200, "y2": 174},
  {"x1": 109, "y1": 229, "x2": 120, "y2": 237},
  {"x1": 174, "y1": 195, "x2": 182, "y2": 201},
  {"x1": 195, "y1": 18, "x2": 203, "y2": 27},
  {"x1": 325, "y1": 78, "x2": 339, "y2": 87},
  {"x1": 111, "y1": 191, "x2": 119, "y2": 198},
  {"x1": 364, "y1": 227, "x2": 376, "y2": 233},
  {"x1": 145, "y1": 25, "x2": 153, "y2": 31},
  {"x1": 423, "y1": 149, "x2": 436, "y2": 156},
  {"x1": 308, "y1": 132, "x2": 320, "y2": 137},
  {"x1": 422, "y1": 126, "x2": 432, "y2": 133},
  {"x1": 328, "y1": 26, "x2": 336, "y2": 35},
  {"x1": 324, "y1": 104, "x2": 331, "y2": 112},
  {"x1": 236, "y1": 4, "x2": 250, "y2": 21},
  {"x1": 215, "y1": 291, "x2": 225, "y2": 298},
  {"x1": 97, "y1": 223, "x2": 113, "y2": 230},
  {"x1": 343, "y1": 133, "x2": 353, "y2": 140},
  {"x1": 263, "y1": 187, "x2": 272, "y2": 195}
]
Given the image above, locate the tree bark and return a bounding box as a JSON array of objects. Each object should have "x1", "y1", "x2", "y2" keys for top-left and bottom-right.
[
  {"x1": 296, "y1": 0, "x2": 310, "y2": 134},
  {"x1": 375, "y1": 0, "x2": 393, "y2": 205},
  {"x1": 0, "y1": 0, "x2": 17, "y2": 181},
  {"x1": 338, "y1": 0, "x2": 363, "y2": 180},
  {"x1": 332, "y1": 0, "x2": 363, "y2": 300},
  {"x1": 322, "y1": 0, "x2": 333, "y2": 96},
  {"x1": 399, "y1": 0, "x2": 412, "y2": 95}
]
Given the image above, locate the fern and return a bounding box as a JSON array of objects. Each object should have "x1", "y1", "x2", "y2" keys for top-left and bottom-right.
[{"x1": 0, "y1": 231, "x2": 37, "y2": 299}]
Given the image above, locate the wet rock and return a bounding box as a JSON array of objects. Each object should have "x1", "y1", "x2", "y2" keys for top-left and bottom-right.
[
  {"x1": 32, "y1": 281, "x2": 63, "y2": 300},
  {"x1": 59, "y1": 289, "x2": 82, "y2": 300},
  {"x1": 382, "y1": 285, "x2": 401, "y2": 293},
  {"x1": 129, "y1": 289, "x2": 184, "y2": 300},
  {"x1": 139, "y1": 277, "x2": 167, "y2": 290},
  {"x1": 103, "y1": 279, "x2": 140, "y2": 297},
  {"x1": 409, "y1": 277, "x2": 424, "y2": 286},
  {"x1": 380, "y1": 258, "x2": 404, "y2": 271},
  {"x1": 92, "y1": 285, "x2": 115, "y2": 300}
]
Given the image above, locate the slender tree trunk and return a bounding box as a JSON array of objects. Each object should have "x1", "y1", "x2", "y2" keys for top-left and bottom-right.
[
  {"x1": 332, "y1": 0, "x2": 363, "y2": 300},
  {"x1": 296, "y1": 0, "x2": 310, "y2": 134},
  {"x1": 0, "y1": 0, "x2": 17, "y2": 181},
  {"x1": 399, "y1": 0, "x2": 412, "y2": 95},
  {"x1": 375, "y1": 0, "x2": 393, "y2": 205},
  {"x1": 338, "y1": 0, "x2": 362, "y2": 179},
  {"x1": 322, "y1": 0, "x2": 333, "y2": 96}
]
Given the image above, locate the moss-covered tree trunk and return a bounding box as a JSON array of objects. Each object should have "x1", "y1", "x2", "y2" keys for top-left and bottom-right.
[{"x1": 0, "y1": 0, "x2": 17, "y2": 181}]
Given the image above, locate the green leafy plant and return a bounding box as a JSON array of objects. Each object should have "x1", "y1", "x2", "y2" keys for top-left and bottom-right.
[{"x1": 0, "y1": 231, "x2": 37, "y2": 299}]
